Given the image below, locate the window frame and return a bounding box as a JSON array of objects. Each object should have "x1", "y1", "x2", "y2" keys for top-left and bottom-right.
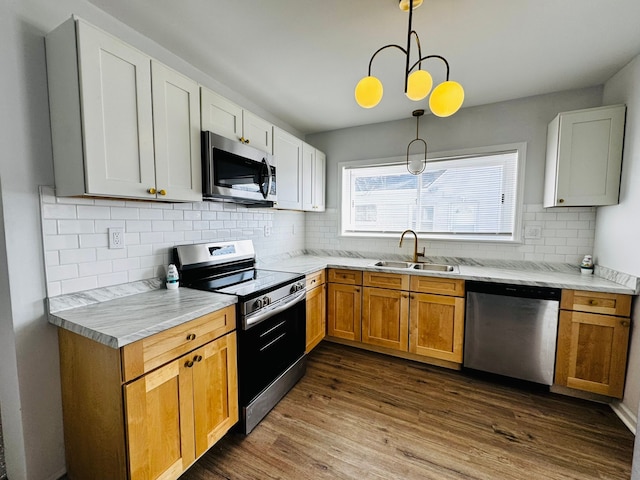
[{"x1": 338, "y1": 142, "x2": 527, "y2": 243}]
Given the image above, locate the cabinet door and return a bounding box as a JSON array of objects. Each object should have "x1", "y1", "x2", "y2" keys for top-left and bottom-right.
[
  {"x1": 545, "y1": 105, "x2": 625, "y2": 207},
  {"x1": 243, "y1": 111, "x2": 273, "y2": 154},
  {"x1": 306, "y1": 283, "x2": 327, "y2": 353},
  {"x1": 200, "y1": 87, "x2": 243, "y2": 141},
  {"x1": 302, "y1": 143, "x2": 316, "y2": 211},
  {"x1": 273, "y1": 127, "x2": 303, "y2": 210},
  {"x1": 409, "y1": 292, "x2": 464, "y2": 363},
  {"x1": 362, "y1": 287, "x2": 409, "y2": 351},
  {"x1": 124, "y1": 359, "x2": 195, "y2": 480},
  {"x1": 152, "y1": 62, "x2": 202, "y2": 202},
  {"x1": 191, "y1": 332, "x2": 239, "y2": 457},
  {"x1": 327, "y1": 283, "x2": 362, "y2": 341},
  {"x1": 77, "y1": 20, "x2": 157, "y2": 199},
  {"x1": 555, "y1": 311, "x2": 630, "y2": 398},
  {"x1": 313, "y1": 150, "x2": 326, "y2": 212}
]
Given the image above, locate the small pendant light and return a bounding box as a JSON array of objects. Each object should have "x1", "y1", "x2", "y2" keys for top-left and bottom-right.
[{"x1": 406, "y1": 109, "x2": 427, "y2": 175}]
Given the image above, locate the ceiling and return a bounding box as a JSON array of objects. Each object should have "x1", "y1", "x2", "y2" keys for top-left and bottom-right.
[{"x1": 86, "y1": 0, "x2": 640, "y2": 135}]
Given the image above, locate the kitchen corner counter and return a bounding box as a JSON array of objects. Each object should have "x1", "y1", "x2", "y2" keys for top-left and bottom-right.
[
  {"x1": 261, "y1": 255, "x2": 638, "y2": 295},
  {"x1": 48, "y1": 287, "x2": 237, "y2": 349}
]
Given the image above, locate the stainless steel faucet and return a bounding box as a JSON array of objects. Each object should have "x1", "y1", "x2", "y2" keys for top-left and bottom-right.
[{"x1": 399, "y1": 229, "x2": 425, "y2": 263}]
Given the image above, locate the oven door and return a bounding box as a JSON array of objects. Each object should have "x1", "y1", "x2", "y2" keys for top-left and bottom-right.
[
  {"x1": 202, "y1": 131, "x2": 276, "y2": 203},
  {"x1": 237, "y1": 293, "x2": 306, "y2": 405}
]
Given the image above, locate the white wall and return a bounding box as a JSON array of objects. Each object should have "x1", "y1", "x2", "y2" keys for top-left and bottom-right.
[
  {"x1": 305, "y1": 88, "x2": 604, "y2": 263},
  {"x1": 0, "y1": 0, "x2": 304, "y2": 478},
  {"x1": 596, "y1": 54, "x2": 640, "y2": 478}
]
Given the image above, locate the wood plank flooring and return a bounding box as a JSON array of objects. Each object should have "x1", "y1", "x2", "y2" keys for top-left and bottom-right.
[{"x1": 181, "y1": 342, "x2": 634, "y2": 480}]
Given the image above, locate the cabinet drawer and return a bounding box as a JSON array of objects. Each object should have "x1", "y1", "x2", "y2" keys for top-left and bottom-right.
[
  {"x1": 363, "y1": 271, "x2": 409, "y2": 290},
  {"x1": 410, "y1": 276, "x2": 465, "y2": 297},
  {"x1": 561, "y1": 290, "x2": 632, "y2": 317},
  {"x1": 328, "y1": 268, "x2": 362, "y2": 285},
  {"x1": 306, "y1": 269, "x2": 326, "y2": 289},
  {"x1": 121, "y1": 305, "x2": 236, "y2": 382}
]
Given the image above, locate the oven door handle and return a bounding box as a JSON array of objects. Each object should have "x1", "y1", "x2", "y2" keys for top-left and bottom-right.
[{"x1": 244, "y1": 289, "x2": 306, "y2": 329}]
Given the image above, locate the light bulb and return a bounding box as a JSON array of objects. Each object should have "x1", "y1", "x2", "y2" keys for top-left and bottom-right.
[
  {"x1": 355, "y1": 76, "x2": 383, "y2": 108},
  {"x1": 406, "y1": 70, "x2": 433, "y2": 101},
  {"x1": 429, "y1": 81, "x2": 464, "y2": 117},
  {"x1": 398, "y1": 0, "x2": 423, "y2": 11}
]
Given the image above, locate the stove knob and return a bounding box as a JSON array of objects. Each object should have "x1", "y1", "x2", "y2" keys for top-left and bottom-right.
[
  {"x1": 254, "y1": 298, "x2": 263, "y2": 309},
  {"x1": 291, "y1": 284, "x2": 299, "y2": 294},
  {"x1": 263, "y1": 295, "x2": 271, "y2": 306}
]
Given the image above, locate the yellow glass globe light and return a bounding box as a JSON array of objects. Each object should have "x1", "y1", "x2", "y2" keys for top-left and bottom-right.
[
  {"x1": 406, "y1": 69, "x2": 433, "y2": 101},
  {"x1": 355, "y1": 76, "x2": 384, "y2": 108},
  {"x1": 398, "y1": 0, "x2": 423, "y2": 11},
  {"x1": 429, "y1": 80, "x2": 465, "y2": 117}
]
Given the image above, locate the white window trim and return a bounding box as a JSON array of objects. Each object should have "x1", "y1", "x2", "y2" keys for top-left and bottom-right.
[{"x1": 338, "y1": 142, "x2": 527, "y2": 243}]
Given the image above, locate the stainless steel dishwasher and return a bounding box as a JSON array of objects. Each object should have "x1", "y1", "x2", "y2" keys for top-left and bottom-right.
[{"x1": 463, "y1": 281, "x2": 561, "y2": 385}]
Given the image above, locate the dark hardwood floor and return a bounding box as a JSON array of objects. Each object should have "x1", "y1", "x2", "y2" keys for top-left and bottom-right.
[{"x1": 182, "y1": 342, "x2": 634, "y2": 480}]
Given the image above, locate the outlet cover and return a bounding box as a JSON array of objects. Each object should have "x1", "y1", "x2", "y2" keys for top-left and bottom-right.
[
  {"x1": 109, "y1": 227, "x2": 125, "y2": 249},
  {"x1": 524, "y1": 225, "x2": 542, "y2": 239},
  {"x1": 264, "y1": 225, "x2": 271, "y2": 237}
]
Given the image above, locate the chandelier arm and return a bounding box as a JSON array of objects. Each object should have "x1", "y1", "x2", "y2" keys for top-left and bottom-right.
[
  {"x1": 408, "y1": 54, "x2": 451, "y2": 80},
  {"x1": 405, "y1": 0, "x2": 414, "y2": 92},
  {"x1": 409, "y1": 31, "x2": 423, "y2": 71},
  {"x1": 367, "y1": 44, "x2": 408, "y2": 76}
]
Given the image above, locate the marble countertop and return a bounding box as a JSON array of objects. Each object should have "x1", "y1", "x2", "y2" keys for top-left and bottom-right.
[
  {"x1": 48, "y1": 287, "x2": 237, "y2": 349},
  {"x1": 260, "y1": 255, "x2": 638, "y2": 295},
  {"x1": 48, "y1": 253, "x2": 636, "y2": 350}
]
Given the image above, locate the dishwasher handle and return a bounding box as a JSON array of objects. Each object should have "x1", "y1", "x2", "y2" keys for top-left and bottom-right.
[{"x1": 465, "y1": 280, "x2": 561, "y2": 301}]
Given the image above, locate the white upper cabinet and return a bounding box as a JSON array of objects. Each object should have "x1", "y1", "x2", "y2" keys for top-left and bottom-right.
[
  {"x1": 46, "y1": 17, "x2": 201, "y2": 201},
  {"x1": 273, "y1": 127, "x2": 303, "y2": 210},
  {"x1": 302, "y1": 143, "x2": 326, "y2": 212},
  {"x1": 200, "y1": 87, "x2": 273, "y2": 154},
  {"x1": 151, "y1": 62, "x2": 202, "y2": 202},
  {"x1": 543, "y1": 105, "x2": 626, "y2": 208}
]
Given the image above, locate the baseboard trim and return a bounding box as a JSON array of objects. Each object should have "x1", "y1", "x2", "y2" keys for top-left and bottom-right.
[{"x1": 610, "y1": 400, "x2": 637, "y2": 435}]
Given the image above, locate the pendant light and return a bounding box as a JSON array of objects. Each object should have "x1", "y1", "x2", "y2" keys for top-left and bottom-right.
[
  {"x1": 406, "y1": 109, "x2": 427, "y2": 175},
  {"x1": 354, "y1": 0, "x2": 464, "y2": 117}
]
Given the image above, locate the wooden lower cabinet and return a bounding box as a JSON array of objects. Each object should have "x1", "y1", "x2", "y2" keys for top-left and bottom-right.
[
  {"x1": 409, "y1": 292, "x2": 465, "y2": 363},
  {"x1": 362, "y1": 287, "x2": 409, "y2": 351},
  {"x1": 555, "y1": 310, "x2": 630, "y2": 398},
  {"x1": 327, "y1": 282, "x2": 362, "y2": 341},
  {"x1": 306, "y1": 270, "x2": 327, "y2": 353},
  {"x1": 58, "y1": 306, "x2": 238, "y2": 480}
]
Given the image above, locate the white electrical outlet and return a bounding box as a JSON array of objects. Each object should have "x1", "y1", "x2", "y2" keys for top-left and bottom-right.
[
  {"x1": 524, "y1": 225, "x2": 542, "y2": 239},
  {"x1": 109, "y1": 227, "x2": 125, "y2": 249},
  {"x1": 264, "y1": 225, "x2": 271, "y2": 237}
]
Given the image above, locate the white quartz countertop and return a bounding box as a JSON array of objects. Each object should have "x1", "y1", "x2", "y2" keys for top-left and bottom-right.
[
  {"x1": 48, "y1": 254, "x2": 636, "y2": 350},
  {"x1": 48, "y1": 287, "x2": 237, "y2": 349},
  {"x1": 260, "y1": 255, "x2": 638, "y2": 295}
]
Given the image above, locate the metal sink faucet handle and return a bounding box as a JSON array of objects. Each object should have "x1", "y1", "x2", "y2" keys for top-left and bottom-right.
[{"x1": 399, "y1": 229, "x2": 425, "y2": 263}]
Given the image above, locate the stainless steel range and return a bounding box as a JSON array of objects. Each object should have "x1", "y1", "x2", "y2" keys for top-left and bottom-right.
[{"x1": 173, "y1": 240, "x2": 306, "y2": 434}]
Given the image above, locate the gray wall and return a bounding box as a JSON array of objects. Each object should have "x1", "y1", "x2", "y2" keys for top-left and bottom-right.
[
  {"x1": 307, "y1": 87, "x2": 604, "y2": 210},
  {"x1": 597, "y1": 54, "x2": 640, "y2": 478}
]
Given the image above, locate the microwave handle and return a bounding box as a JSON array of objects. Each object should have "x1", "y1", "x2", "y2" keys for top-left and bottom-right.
[{"x1": 260, "y1": 158, "x2": 272, "y2": 199}]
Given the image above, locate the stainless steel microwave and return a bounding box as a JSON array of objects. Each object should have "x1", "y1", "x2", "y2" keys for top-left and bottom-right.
[{"x1": 202, "y1": 131, "x2": 276, "y2": 206}]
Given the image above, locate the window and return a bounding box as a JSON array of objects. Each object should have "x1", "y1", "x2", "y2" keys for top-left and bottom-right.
[{"x1": 341, "y1": 144, "x2": 525, "y2": 242}]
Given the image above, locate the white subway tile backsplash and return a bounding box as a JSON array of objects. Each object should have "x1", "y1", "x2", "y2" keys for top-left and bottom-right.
[
  {"x1": 43, "y1": 204, "x2": 76, "y2": 219},
  {"x1": 48, "y1": 264, "x2": 79, "y2": 281},
  {"x1": 60, "y1": 248, "x2": 97, "y2": 265},
  {"x1": 78, "y1": 260, "x2": 112, "y2": 277},
  {"x1": 127, "y1": 245, "x2": 153, "y2": 257},
  {"x1": 139, "y1": 208, "x2": 163, "y2": 220},
  {"x1": 151, "y1": 220, "x2": 174, "y2": 232},
  {"x1": 126, "y1": 220, "x2": 152, "y2": 232},
  {"x1": 45, "y1": 234, "x2": 79, "y2": 251},
  {"x1": 96, "y1": 248, "x2": 127, "y2": 261},
  {"x1": 95, "y1": 220, "x2": 125, "y2": 233},
  {"x1": 79, "y1": 233, "x2": 108, "y2": 248},
  {"x1": 45, "y1": 251, "x2": 59, "y2": 266},
  {"x1": 184, "y1": 210, "x2": 202, "y2": 221},
  {"x1": 98, "y1": 271, "x2": 128, "y2": 287},
  {"x1": 61, "y1": 276, "x2": 98, "y2": 294},
  {"x1": 113, "y1": 257, "x2": 140, "y2": 272},
  {"x1": 163, "y1": 210, "x2": 184, "y2": 220},
  {"x1": 57, "y1": 220, "x2": 95, "y2": 235},
  {"x1": 111, "y1": 207, "x2": 139, "y2": 220},
  {"x1": 140, "y1": 232, "x2": 165, "y2": 244},
  {"x1": 77, "y1": 205, "x2": 110, "y2": 219}
]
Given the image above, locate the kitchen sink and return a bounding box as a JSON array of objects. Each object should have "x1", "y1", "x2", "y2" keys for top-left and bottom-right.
[
  {"x1": 372, "y1": 260, "x2": 459, "y2": 273},
  {"x1": 413, "y1": 263, "x2": 458, "y2": 273},
  {"x1": 373, "y1": 261, "x2": 414, "y2": 269}
]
